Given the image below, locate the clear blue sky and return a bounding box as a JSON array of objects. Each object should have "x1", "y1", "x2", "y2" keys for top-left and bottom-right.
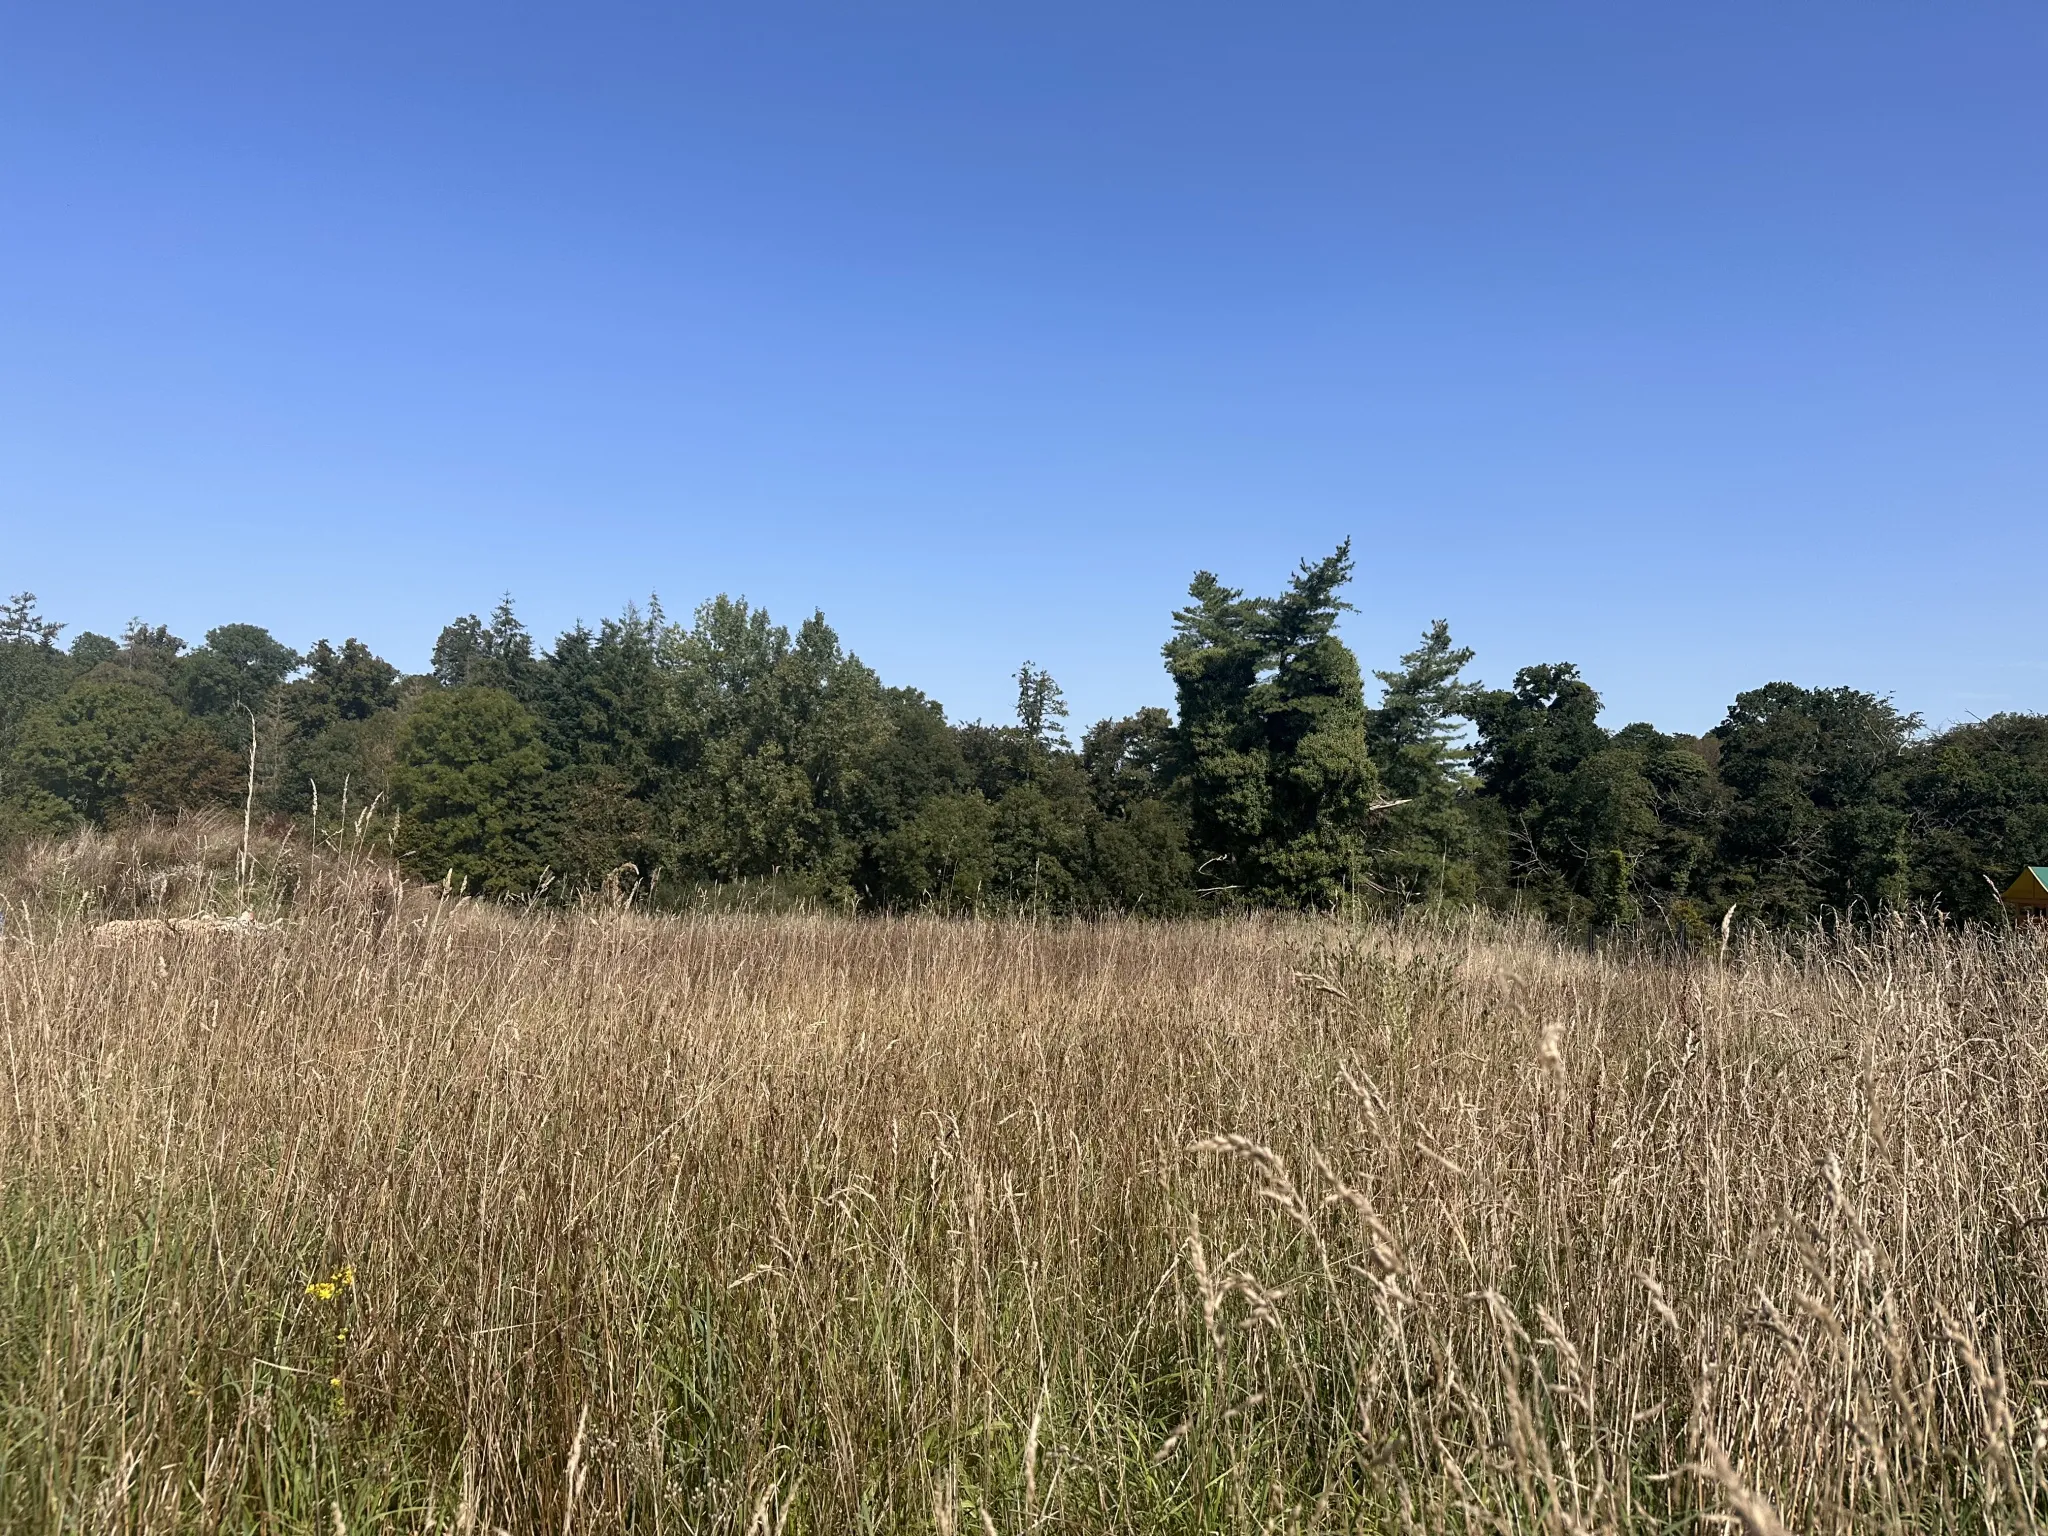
[{"x1": 3, "y1": 3, "x2": 2043, "y2": 735}]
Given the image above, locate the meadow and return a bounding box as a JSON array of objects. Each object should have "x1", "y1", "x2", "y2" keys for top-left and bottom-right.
[{"x1": 2, "y1": 825, "x2": 2046, "y2": 1532}]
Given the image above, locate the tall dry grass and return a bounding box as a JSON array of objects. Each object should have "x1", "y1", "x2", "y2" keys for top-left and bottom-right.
[
  {"x1": 1, "y1": 857, "x2": 2045, "y2": 1530},
  {"x1": 0, "y1": 808, "x2": 333, "y2": 928}
]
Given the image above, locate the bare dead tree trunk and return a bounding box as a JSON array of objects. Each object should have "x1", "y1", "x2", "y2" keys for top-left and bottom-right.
[{"x1": 240, "y1": 704, "x2": 258, "y2": 898}]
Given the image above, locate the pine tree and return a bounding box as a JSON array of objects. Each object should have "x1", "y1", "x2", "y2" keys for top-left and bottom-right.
[
  {"x1": 0, "y1": 593, "x2": 64, "y2": 648},
  {"x1": 1366, "y1": 620, "x2": 1486, "y2": 902},
  {"x1": 1014, "y1": 662, "x2": 1070, "y2": 750},
  {"x1": 1165, "y1": 543, "x2": 1379, "y2": 906}
]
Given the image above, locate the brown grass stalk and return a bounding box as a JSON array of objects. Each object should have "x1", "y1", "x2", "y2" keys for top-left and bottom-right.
[{"x1": 1, "y1": 824, "x2": 2044, "y2": 1530}]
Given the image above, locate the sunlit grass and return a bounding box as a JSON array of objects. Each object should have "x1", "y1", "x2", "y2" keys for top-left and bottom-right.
[{"x1": 2, "y1": 833, "x2": 2045, "y2": 1531}]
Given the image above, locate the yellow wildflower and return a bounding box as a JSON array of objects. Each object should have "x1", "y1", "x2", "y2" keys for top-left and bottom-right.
[{"x1": 304, "y1": 1264, "x2": 357, "y2": 1301}]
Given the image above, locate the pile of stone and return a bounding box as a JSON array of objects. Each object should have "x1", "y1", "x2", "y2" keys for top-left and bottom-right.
[{"x1": 89, "y1": 912, "x2": 283, "y2": 946}]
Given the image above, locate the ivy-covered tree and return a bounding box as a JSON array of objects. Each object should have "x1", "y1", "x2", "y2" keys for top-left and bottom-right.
[
  {"x1": 110, "y1": 621, "x2": 186, "y2": 687},
  {"x1": 1599, "y1": 723, "x2": 1724, "y2": 926},
  {"x1": 1082, "y1": 708, "x2": 1173, "y2": 818},
  {"x1": 68, "y1": 632, "x2": 120, "y2": 671},
  {"x1": 1073, "y1": 707, "x2": 1193, "y2": 912},
  {"x1": 656, "y1": 598, "x2": 887, "y2": 896}
]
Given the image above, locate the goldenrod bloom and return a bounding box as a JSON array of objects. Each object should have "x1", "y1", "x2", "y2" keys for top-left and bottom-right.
[{"x1": 304, "y1": 1264, "x2": 357, "y2": 1301}]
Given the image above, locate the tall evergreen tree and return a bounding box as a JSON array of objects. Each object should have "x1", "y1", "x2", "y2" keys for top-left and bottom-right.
[
  {"x1": 285, "y1": 640, "x2": 400, "y2": 735},
  {"x1": 0, "y1": 594, "x2": 74, "y2": 767},
  {"x1": 1252, "y1": 545, "x2": 1380, "y2": 903},
  {"x1": 389, "y1": 687, "x2": 552, "y2": 896},
  {"x1": 431, "y1": 597, "x2": 539, "y2": 698},
  {"x1": 530, "y1": 609, "x2": 672, "y2": 885},
  {"x1": 1365, "y1": 620, "x2": 1488, "y2": 902},
  {"x1": 1014, "y1": 662, "x2": 1070, "y2": 751},
  {"x1": 1165, "y1": 543, "x2": 1378, "y2": 906},
  {"x1": 1164, "y1": 573, "x2": 1268, "y2": 896},
  {"x1": 10, "y1": 680, "x2": 188, "y2": 823},
  {"x1": 0, "y1": 593, "x2": 64, "y2": 648}
]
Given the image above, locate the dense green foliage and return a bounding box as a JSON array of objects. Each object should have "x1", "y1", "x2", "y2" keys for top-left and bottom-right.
[
  {"x1": 1165, "y1": 545, "x2": 1379, "y2": 905},
  {"x1": 3, "y1": 555, "x2": 2044, "y2": 927}
]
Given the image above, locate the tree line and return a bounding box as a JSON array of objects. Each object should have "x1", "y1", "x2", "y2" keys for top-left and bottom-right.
[{"x1": 2, "y1": 546, "x2": 2043, "y2": 929}]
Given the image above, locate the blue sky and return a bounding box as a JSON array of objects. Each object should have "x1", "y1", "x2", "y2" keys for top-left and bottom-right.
[{"x1": 3, "y1": 3, "x2": 2043, "y2": 734}]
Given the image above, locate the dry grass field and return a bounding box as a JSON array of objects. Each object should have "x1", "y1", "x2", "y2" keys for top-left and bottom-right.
[{"x1": 3, "y1": 833, "x2": 2048, "y2": 1531}]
